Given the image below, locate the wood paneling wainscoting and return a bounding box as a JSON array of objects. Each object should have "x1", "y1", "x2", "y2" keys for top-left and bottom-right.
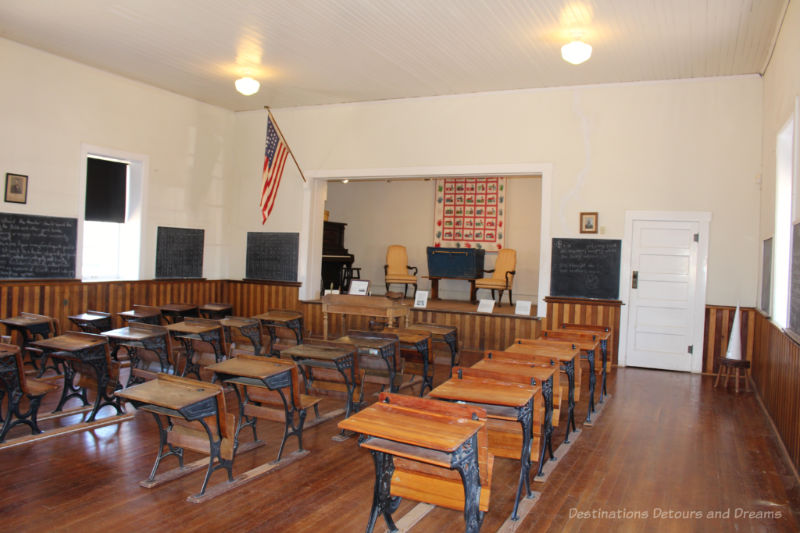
[
  {"x1": 0, "y1": 279, "x2": 227, "y2": 330},
  {"x1": 543, "y1": 296, "x2": 622, "y2": 368},
  {"x1": 298, "y1": 302, "x2": 540, "y2": 351},
  {"x1": 752, "y1": 311, "x2": 800, "y2": 474},
  {"x1": 702, "y1": 305, "x2": 756, "y2": 374}
]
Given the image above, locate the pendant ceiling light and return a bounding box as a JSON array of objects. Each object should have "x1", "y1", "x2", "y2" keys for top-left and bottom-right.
[
  {"x1": 561, "y1": 40, "x2": 592, "y2": 65},
  {"x1": 235, "y1": 76, "x2": 260, "y2": 96}
]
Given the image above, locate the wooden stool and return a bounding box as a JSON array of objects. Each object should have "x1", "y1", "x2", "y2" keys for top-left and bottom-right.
[{"x1": 713, "y1": 357, "x2": 751, "y2": 393}]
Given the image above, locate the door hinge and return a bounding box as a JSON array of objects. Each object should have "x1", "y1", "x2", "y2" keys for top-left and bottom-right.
[
  {"x1": 693, "y1": 233, "x2": 699, "y2": 242},
  {"x1": 687, "y1": 345, "x2": 694, "y2": 354}
]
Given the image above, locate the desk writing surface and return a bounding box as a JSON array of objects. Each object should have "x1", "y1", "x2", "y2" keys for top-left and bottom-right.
[
  {"x1": 506, "y1": 342, "x2": 579, "y2": 361},
  {"x1": 321, "y1": 294, "x2": 408, "y2": 315},
  {"x1": 1, "y1": 314, "x2": 52, "y2": 327},
  {"x1": 430, "y1": 378, "x2": 534, "y2": 409},
  {"x1": 338, "y1": 401, "x2": 482, "y2": 453},
  {"x1": 102, "y1": 326, "x2": 165, "y2": 342},
  {"x1": 205, "y1": 357, "x2": 289, "y2": 380},
  {"x1": 539, "y1": 332, "x2": 600, "y2": 351},
  {"x1": 560, "y1": 327, "x2": 612, "y2": 341},
  {"x1": 473, "y1": 359, "x2": 557, "y2": 385},
  {"x1": 31, "y1": 332, "x2": 106, "y2": 351},
  {"x1": 116, "y1": 377, "x2": 220, "y2": 410},
  {"x1": 165, "y1": 322, "x2": 220, "y2": 335},
  {"x1": 119, "y1": 308, "x2": 162, "y2": 320},
  {"x1": 160, "y1": 303, "x2": 198, "y2": 314},
  {"x1": 68, "y1": 311, "x2": 109, "y2": 322},
  {"x1": 281, "y1": 344, "x2": 352, "y2": 361},
  {"x1": 333, "y1": 335, "x2": 394, "y2": 352},
  {"x1": 219, "y1": 317, "x2": 258, "y2": 328},
  {"x1": 254, "y1": 310, "x2": 302, "y2": 322},
  {"x1": 382, "y1": 327, "x2": 430, "y2": 344},
  {"x1": 199, "y1": 303, "x2": 232, "y2": 312}
]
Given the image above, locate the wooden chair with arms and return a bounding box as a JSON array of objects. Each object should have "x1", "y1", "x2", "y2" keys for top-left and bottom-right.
[
  {"x1": 474, "y1": 248, "x2": 516, "y2": 306},
  {"x1": 384, "y1": 245, "x2": 418, "y2": 298}
]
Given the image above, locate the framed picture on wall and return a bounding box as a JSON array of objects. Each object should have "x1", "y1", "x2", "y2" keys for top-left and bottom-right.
[
  {"x1": 5, "y1": 173, "x2": 28, "y2": 204},
  {"x1": 580, "y1": 212, "x2": 598, "y2": 233}
]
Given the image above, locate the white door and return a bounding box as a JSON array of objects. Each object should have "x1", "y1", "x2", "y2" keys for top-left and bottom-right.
[{"x1": 624, "y1": 216, "x2": 707, "y2": 372}]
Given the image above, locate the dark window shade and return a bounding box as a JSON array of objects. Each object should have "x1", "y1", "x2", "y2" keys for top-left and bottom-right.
[{"x1": 85, "y1": 158, "x2": 127, "y2": 223}]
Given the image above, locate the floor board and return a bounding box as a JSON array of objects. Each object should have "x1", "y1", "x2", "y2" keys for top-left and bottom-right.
[{"x1": 1, "y1": 364, "x2": 798, "y2": 532}]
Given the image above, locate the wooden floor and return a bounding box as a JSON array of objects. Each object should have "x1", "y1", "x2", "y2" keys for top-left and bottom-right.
[{"x1": 2, "y1": 361, "x2": 799, "y2": 532}]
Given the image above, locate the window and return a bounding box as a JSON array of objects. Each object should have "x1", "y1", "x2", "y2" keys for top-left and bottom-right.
[
  {"x1": 774, "y1": 114, "x2": 796, "y2": 328},
  {"x1": 80, "y1": 146, "x2": 145, "y2": 281}
]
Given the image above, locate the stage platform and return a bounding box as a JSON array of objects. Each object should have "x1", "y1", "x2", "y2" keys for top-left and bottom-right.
[{"x1": 299, "y1": 297, "x2": 541, "y2": 352}]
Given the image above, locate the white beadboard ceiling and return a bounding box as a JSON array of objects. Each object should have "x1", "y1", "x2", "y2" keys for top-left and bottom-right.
[{"x1": 0, "y1": 0, "x2": 788, "y2": 111}]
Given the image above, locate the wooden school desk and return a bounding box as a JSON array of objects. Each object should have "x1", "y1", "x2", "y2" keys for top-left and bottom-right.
[
  {"x1": 504, "y1": 341, "x2": 581, "y2": 443},
  {"x1": 207, "y1": 355, "x2": 311, "y2": 459},
  {"x1": 540, "y1": 330, "x2": 600, "y2": 422},
  {"x1": 253, "y1": 310, "x2": 304, "y2": 355},
  {"x1": 159, "y1": 303, "x2": 199, "y2": 324},
  {"x1": 561, "y1": 323, "x2": 612, "y2": 400},
  {"x1": 165, "y1": 318, "x2": 227, "y2": 378},
  {"x1": 332, "y1": 330, "x2": 400, "y2": 393},
  {"x1": 472, "y1": 357, "x2": 557, "y2": 476},
  {"x1": 338, "y1": 393, "x2": 490, "y2": 533},
  {"x1": 410, "y1": 322, "x2": 460, "y2": 369},
  {"x1": 383, "y1": 327, "x2": 434, "y2": 396},
  {"x1": 102, "y1": 322, "x2": 174, "y2": 386},
  {"x1": 280, "y1": 343, "x2": 358, "y2": 421},
  {"x1": 118, "y1": 305, "x2": 163, "y2": 325},
  {"x1": 429, "y1": 373, "x2": 538, "y2": 521},
  {"x1": 68, "y1": 311, "x2": 113, "y2": 333},
  {"x1": 0, "y1": 312, "x2": 59, "y2": 376},
  {"x1": 115, "y1": 374, "x2": 234, "y2": 501},
  {"x1": 198, "y1": 302, "x2": 233, "y2": 319},
  {"x1": 219, "y1": 316, "x2": 267, "y2": 356},
  {"x1": 31, "y1": 332, "x2": 124, "y2": 422}
]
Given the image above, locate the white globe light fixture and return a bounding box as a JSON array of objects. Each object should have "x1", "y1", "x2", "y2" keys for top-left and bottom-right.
[
  {"x1": 235, "y1": 76, "x2": 261, "y2": 96},
  {"x1": 561, "y1": 40, "x2": 592, "y2": 65}
]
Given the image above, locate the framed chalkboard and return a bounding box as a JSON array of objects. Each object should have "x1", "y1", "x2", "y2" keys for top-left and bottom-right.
[
  {"x1": 155, "y1": 226, "x2": 204, "y2": 279},
  {"x1": 245, "y1": 232, "x2": 298, "y2": 281},
  {"x1": 0, "y1": 212, "x2": 77, "y2": 279},
  {"x1": 761, "y1": 237, "x2": 772, "y2": 315},
  {"x1": 789, "y1": 224, "x2": 800, "y2": 334},
  {"x1": 550, "y1": 238, "x2": 621, "y2": 300}
]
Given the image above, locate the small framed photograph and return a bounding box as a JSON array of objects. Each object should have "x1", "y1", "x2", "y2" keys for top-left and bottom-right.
[
  {"x1": 5, "y1": 173, "x2": 28, "y2": 204},
  {"x1": 580, "y1": 212, "x2": 598, "y2": 234},
  {"x1": 349, "y1": 279, "x2": 370, "y2": 296}
]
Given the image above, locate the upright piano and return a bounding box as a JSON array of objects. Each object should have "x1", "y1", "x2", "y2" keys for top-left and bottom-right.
[{"x1": 322, "y1": 221, "x2": 355, "y2": 294}]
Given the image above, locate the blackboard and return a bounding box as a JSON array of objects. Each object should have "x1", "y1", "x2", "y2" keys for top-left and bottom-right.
[
  {"x1": 789, "y1": 224, "x2": 800, "y2": 333},
  {"x1": 155, "y1": 227, "x2": 204, "y2": 278},
  {"x1": 0, "y1": 213, "x2": 77, "y2": 278},
  {"x1": 550, "y1": 238, "x2": 621, "y2": 300},
  {"x1": 761, "y1": 237, "x2": 772, "y2": 314},
  {"x1": 245, "y1": 232, "x2": 298, "y2": 281}
]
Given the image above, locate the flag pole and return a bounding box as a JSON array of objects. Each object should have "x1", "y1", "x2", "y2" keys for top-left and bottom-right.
[{"x1": 265, "y1": 106, "x2": 307, "y2": 183}]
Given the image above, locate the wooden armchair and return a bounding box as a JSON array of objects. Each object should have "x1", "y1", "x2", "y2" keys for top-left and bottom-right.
[
  {"x1": 384, "y1": 245, "x2": 418, "y2": 298},
  {"x1": 474, "y1": 248, "x2": 516, "y2": 305}
]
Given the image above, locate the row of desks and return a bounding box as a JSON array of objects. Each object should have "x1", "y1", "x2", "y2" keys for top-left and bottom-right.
[{"x1": 338, "y1": 325, "x2": 612, "y2": 532}]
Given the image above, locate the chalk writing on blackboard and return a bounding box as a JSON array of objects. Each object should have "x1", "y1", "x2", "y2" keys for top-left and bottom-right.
[
  {"x1": 0, "y1": 213, "x2": 77, "y2": 278},
  {"x1": 155, "y1": 226, "x2": 204, "y2": 278},
  {"x1": 550, "y1": 238, "x2": 621, "y2": 300}
]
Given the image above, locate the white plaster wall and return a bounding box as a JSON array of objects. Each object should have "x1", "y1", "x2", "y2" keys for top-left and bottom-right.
[
  {"x1": 226, "y1": 110, "x2": 306, "y2": 279},
  {"x1": 258, "y1": 76, "x2": 762, "y2": 305},
  {"x1": 325, "y1": 176, "x2": 541, "y2": 301},
  {"x1": 0, "y1": 38, "x2": 235, "y2": 279},
  {"x1": 760, "y1": 1, "x2": 800, "y2": 279}
]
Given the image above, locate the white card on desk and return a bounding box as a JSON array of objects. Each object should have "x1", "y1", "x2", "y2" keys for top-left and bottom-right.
[
  {"x1": 414, "y1": 290, "x2": 429, "y2": 308},
  {"x1": 477, "y1": 299, "x2": 495, "y2": 314},
  {"x1": 515, "y1": 300, "x2": 532, "y2": 316}
]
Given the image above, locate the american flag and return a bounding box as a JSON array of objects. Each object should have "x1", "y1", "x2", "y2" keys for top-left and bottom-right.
[{"x1": 260, "y1": 114, "x2": 290, "y2": 223}]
